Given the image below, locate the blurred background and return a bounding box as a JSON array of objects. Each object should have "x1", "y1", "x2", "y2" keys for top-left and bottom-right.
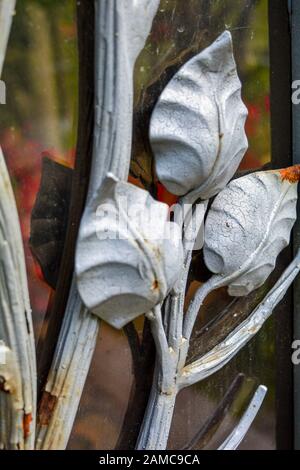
[
  {"x1": 1, "y1": 0, "x2": 274, "y2": 450},
  {"x1": 1, "y1": 0, "x2": 78, "y2": 336}
]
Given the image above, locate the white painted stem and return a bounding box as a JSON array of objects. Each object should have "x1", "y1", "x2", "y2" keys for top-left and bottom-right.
[
  {"x1": 138, "y1": 244, "x2": 300, "y2": 449},
  {"x1": 0, "y1": 1, "x2": 36, "y2": 450},
  {"x1": 35, "y1": 278, "x2": 99, "y2": 450},
  {"x1": 137, "y1": 378, "x2": 177, "y2": 450},
  {"x1": 182, "y1": 275, "x2": 221, "y2": 348},
  {"x1": 137, "y1": 207, "x2": 207, "y2": 450},
  {"x1": 180, "y1": 249, "x2": 300, "y2": 389},
  {"x1": 37, "y1": 0, "x2": 159, "y2": 450},
  {"x1": 146, "y1": 306, "x2": 172, "y2": 380},
  {"x1": 0, "y1": 148, "x2": 37, "y2": 451},
  {"x1": 0, "y1": 0, "x2": 15, "y2": 75},
  {"x1": 218, "y1": 384, "x2": 267, "y2": 450}
]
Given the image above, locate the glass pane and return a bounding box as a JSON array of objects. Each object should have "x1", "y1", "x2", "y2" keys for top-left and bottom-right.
[
  {"x1": 1, "y1": 0, "x2": 78, "y2": 339},
  {"x1": 1, "y1": 0, "x2": 273, "y2": 451},
  {"x1": 68, "y1": 0, "x2": 273, "y2": 450}
]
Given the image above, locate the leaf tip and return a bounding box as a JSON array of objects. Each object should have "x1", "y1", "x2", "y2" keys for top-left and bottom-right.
[
  {"x1": 279, "y1": 165, "x2": 300, "y2": 183},
  {"x1": 220, "y1": 29, "x2": 233, "y2": 42}
]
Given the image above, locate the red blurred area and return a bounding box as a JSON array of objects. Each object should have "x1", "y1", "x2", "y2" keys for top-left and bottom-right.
[{"x1": 1, "y1": 128, "x2": 74, "y2": 326}]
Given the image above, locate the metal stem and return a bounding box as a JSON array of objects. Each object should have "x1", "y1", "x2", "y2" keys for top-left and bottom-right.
[
  {"x1": 136, "y1": 367, "x2": 177, "y2": 450},
  {"x1": 0, "y1": 1, "x2": 36, "y2": 450},
  {"x1": 36, "y1": 0, "x2": 159, "y2": 449},
  {"x1": 218, "y1": 385, "x2": 267, "y2": 450}
]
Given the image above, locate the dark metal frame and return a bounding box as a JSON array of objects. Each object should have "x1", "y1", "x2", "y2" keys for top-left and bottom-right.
[
  {"x1": 270, "y1": 0, "x2": 300, "y2": 450},
  {"x1": 290, "y1": 0, "x2": 300, "y2": 451},
  {"x1": 269, "y1": 0, "x2": 294, "y2": 450}
]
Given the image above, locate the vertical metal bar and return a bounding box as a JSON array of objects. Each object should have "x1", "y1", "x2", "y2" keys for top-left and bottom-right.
[
  {"x1": 37, "y1": 0, "x2": 95, "y2": 395},
  {"x1": 291, "y1": 0, "x2": 300, "y2": 451},
  {"x1": 269, "y1": 0, "x2": 293, "y2": 450}
]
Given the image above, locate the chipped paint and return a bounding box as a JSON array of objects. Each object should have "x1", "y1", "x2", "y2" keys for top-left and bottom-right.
[
  {"x1": 0, "y1": 1, "x2": 36, "y2": 450},
  {"x1": 38, "y1": 391, "x2": 58, "y2": 426},
  {"x1": 0, "y1": 145, "x2": 36, "y2": 449},
  {"x1": 23, "y1": 413, "x2": 32, "y2": 439},
  {"x1": 35, "y1": 296, "x2": 100, "y2": 450},
  {"x1": 0, "y1": 376, "x2": 9, "y2": 394}
]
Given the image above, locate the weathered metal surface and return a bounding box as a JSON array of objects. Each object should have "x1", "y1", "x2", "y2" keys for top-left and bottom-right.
[
  {"x1": 137, "y1": 30, "x2": 300, "y2": 449},
  {"x1": 150, "y1": 31, "x2": 248, "y2": 201},
  {"x1": 180, "y1": 249, "x2": 300, "y2": 388},
  {"x1": 218, "y1": 385, "x2": 267, "y2": 450},
  {"x1": 204, "y1": 169, "x2": 298, "y2": 296},
  {"x1": 0, "y1": 0, "x2": 36, "y2": 450},
  {"x1": 137, "y1": 248, "x2": 300, "y2": 450},
  {"x1": 184, "y1": 167, "x2": 299, "y2": 344},
  {"x1": 36, "y1": 281, "x2": 98, "y2": 450},
  {"x1": 36, "y1": 0, "x2": 159, "y2": 450},
  {"x1": 76, "y1": 174, "x2": 183, "y2": 328},
  {"x1": 30, "y1": 1, "x2": 300, "y2": 452},
  {"x1": 0, "y1": 152, "x2": 36, "y2": 450}
]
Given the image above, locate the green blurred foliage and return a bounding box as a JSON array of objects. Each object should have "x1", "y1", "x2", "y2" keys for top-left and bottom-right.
[{"x1": 2, "y1": 0, "x2": 78, "y2": 154}]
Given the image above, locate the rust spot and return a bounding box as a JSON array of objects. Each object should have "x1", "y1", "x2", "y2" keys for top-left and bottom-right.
[
  {"x1": 23, "y1": 413, "x2": 32, "y2": 439},
  {"x1": 280, "y1": 164, "x2": 300, "y2": 183},
  {"x1": 152, "y1": 279, "x2": 159, "y2": 290},
  {"x1": 0, "y1": 376, "x2": 9, "y2": 394},
  {"x1": 145, "y1": 241, "x2": 162, "y2": 262},
  {"x1": 38, "y1": 391, "x2": 58, "y2": 426}
]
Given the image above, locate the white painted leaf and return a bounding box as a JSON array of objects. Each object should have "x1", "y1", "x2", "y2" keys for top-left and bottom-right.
[
  {"x1": 76, "y1": 174, "x2": 183, "y2": 328},
  {"x1": 204, "y1": 168, "x2": 299, "y2": 296},
  {"x1": 150, "y1": 30, "x2": 248, "y2": 199}
]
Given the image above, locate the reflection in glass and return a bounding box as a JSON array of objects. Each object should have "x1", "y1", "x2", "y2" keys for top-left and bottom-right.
[
  {"x1": 70, "y1": 0, "x2": 273, "y2": 450},
  {"x1": 2, "y1": 0, "x2": 273, "y2": 450},
  {"x1": 1, "y1": 0, "x2": 78, "y2": 338}
]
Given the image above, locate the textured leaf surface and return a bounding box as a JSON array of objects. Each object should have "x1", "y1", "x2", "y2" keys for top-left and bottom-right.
[
  {"x1": 150, "y1": 30, "x2": 248, "y2": 199},
  {"x1": 76, "y1": 175, "x2": 183, "y2": 328},
  {"x1": 204, "y1": 170, "x2": 298, "y2": 296}
]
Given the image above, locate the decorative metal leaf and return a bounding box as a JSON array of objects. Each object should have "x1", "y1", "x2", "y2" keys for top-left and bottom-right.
[
  {"x1": 76, "y1": 174, "x2": 183, "y2": 329},
  {"x1": 30, "y1": 157, "x2": 73, "y2": 289},
  {"x1": 150, "y1": 30, "x2": 248, "y2": 200},
  {"x1": 204, "y1": 167, "x2": 299, "y2": 296}
]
